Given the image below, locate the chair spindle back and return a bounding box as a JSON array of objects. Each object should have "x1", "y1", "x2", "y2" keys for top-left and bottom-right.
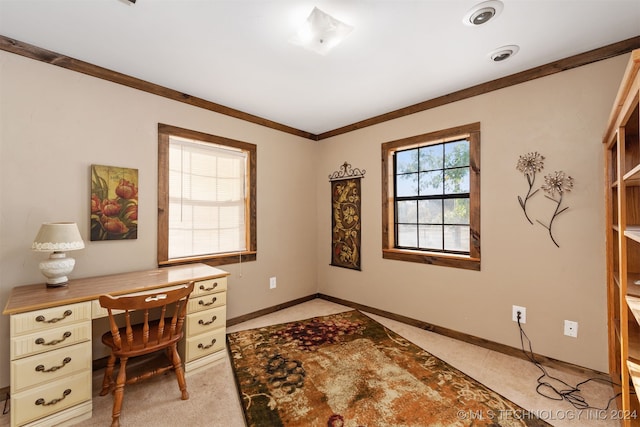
[{"x1": 99, "y1": 281, "x2": 194, "y2": 352}]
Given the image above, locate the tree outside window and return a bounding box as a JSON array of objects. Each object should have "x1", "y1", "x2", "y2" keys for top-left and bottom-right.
[{"x1": 382, "y1": 123, "x2": 480, "y2": 270}]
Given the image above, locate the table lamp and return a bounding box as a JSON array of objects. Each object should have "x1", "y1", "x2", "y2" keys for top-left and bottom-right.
[{"x1": 32, "y1": 222, "x2": 85, "y2": 287}]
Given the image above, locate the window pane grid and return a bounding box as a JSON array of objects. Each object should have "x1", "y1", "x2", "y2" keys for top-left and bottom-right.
[{"x1": 393, "y1": 139, "x2": 470, "y2": 255}]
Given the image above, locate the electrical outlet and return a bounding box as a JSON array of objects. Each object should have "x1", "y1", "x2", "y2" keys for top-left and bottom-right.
[
  {"x1": 564, "y1": 320, "x2": 578, "y2": 338},
  {"x1": 512, "y1": 305, "x2": 526, "y2": 323},
  {"x1": 269, "y1": 276, "x2": 277, "y2": 289}
]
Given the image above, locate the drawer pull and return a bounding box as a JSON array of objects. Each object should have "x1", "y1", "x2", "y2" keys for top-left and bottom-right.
[
  {"x1": 35, "y1": 389, "x2": 71, "y2": 406},
  {"x1": 198, "y1": 297, "x2": 217, "y2": 307},
  {"x1": 35, "y1": 310, "x2": 72, "y2": 324},
  {"x1": 197, "y1": 338, "x2": 217, "y2": 350},
  {"x1": 198, "y1": 316, "x2": 218, "y2": 326},
  {"x1": 35, "y1": 357, "x2": 72, "y2": 373},
  {"x1": 199, "y1": 282, "x2": 218, "y2": 292},
  {"x1": 35, "y1": 331, "x2": 72, "y2": 346}
]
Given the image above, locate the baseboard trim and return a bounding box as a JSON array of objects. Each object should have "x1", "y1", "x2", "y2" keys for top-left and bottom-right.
[
  {"x1": 226, "y1": 293, "x2": 319, "y2": 327},
  {"x1": 8, "y1": 293, "x2": 604, "y2": 411},
  {"x1": 217, "y1": 292, "x2": 608, "y2": 378},
  {"x1": 317, "y1": 293, "x2": 607, "y2": 378},
  {"x1": 226, "y1": 293, "x2": 606, "y2": 377},
  {"x1": 90, "y1": 294, "x2": 321, "y2": 371}
]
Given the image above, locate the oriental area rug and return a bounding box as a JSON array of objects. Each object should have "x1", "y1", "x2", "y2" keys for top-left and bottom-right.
[{"x1": 227, "y1": 310, "x2": 550, "y2": 427}]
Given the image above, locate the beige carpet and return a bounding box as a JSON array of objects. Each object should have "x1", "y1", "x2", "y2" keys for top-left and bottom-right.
[{"x1": 0, "y1": 299, "x2": 620, "y2": 427}]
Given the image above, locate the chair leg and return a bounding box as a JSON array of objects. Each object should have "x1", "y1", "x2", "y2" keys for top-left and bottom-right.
[
  {"x1": 170, "y1": 345, "x2": 189, "y2": 400},
  {"x1": 111, "y1": 357, "x2": 128, "y2": 427},
  {"x1": 100, "y1": 354, "x2": 117, "y2": 396}
]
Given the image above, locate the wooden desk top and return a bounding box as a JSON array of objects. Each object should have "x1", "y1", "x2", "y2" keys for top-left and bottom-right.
[{"x1": 3, "y1": 263, "x2": 229, "y2": 315}]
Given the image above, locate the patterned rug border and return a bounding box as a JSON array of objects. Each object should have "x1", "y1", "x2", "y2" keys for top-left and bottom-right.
[{"x1": 226, "y1": 309, "x2": 550, "y2": 427}]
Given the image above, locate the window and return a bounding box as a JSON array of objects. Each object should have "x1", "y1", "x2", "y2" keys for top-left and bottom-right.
[
  {"x1": 158, "y1": 124, "x2": 256, "y2": 266},
  {"x1": 382, "y1": 123, "x2": 480, "y2": 270}
]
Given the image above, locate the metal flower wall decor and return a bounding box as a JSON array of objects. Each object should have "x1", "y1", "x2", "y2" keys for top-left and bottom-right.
[
  {"x1": 516, "y1": 152, "x2": 574, "y2": 247},
  {"x1": 538, "y1": 171, "x2": 574, "y2": 247},
  {"x1": 516, "y1": 152, "x2": 545, "y2": 224}
]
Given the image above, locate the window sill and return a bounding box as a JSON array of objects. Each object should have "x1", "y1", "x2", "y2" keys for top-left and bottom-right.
[
  {"x1": 382, "y1": 248, "x2": 480, "y2": 271},
  {"x1": 159, "y1": 251, "x2": 257, "y2": 268}
]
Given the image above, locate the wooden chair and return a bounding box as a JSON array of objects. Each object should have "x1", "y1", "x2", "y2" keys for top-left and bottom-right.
[{"x1": 98, "y1": 281, "x2": 195, "y2": 427}]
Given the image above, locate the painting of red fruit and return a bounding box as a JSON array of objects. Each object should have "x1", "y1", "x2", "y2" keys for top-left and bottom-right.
[{"x1": 91, "y1": 164, "x2": 138, "y2": 240}]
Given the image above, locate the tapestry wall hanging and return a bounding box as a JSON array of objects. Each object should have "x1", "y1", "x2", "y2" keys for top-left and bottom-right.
[
  {"x1": 329, "y1": 162, "x2": 365, "y2": 270},
  {"x1": 90, "y1": 164, "x2": 138, "y2": 241}
]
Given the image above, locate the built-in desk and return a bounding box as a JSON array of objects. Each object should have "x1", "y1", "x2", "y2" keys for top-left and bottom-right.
[{"x1": 3, "y1": 263, "x2": 229, "y2": 427}]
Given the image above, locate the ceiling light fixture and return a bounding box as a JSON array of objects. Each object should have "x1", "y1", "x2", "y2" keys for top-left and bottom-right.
[
  {"x1": 289, "y1": 7, "x2": 354, "y2": 55},
  {"x1": 488, "y1": 45, "x2": 520, "y2": 62},
  {"x1": 463, "y1": 0, "x2": 504, "y2": 26}
]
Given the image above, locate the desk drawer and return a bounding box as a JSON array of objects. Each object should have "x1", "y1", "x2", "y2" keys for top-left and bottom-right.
[
  {"x1": 11, "y1": 369, "x2": 92, "y2": 427},
  {"x1": 184, "y1": 328, "x2": 226, "y2": 362},
  {"x1": 192, "y1": 277, "x2": 227, "y2": 296},
  {"x1": 186, "y1": 305, "x2": 226, "y2": 336},
  {"x1": 11, "y1": 341, "x2": 92, "y2": 393},
  {"x1": 188, "y1": 291, "x2": 226, "y2": 314},
  {"x1": 11, "y1": 322, "x2": 91, "y2": 360},
  {"x1": 11, "y1": 302, "x2": 91, "y2": 336}
]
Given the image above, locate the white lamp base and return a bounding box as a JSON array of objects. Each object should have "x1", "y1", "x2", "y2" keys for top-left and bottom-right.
[{"x1": 39, "y1": 252, "x2": 76, "y2": 287}]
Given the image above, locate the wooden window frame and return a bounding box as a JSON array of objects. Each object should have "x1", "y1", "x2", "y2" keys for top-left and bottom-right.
[
  {"x1": 381, "y1": 122, "x2": 480, "y2": 271},
  {"x1": 157, "y1": 123, "x2": 257, "y2": 267}
]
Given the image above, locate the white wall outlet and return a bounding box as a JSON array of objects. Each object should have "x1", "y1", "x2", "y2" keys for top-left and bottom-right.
[
  {"x1": 512, "y1": 305, "x2": 526, "y2": 323},
  {"x1": 269, "y1": 276, "x2": 277, "y2": 289},
  {"x1": 564, "y1": 320, "x2": 578, "y2": 338}
]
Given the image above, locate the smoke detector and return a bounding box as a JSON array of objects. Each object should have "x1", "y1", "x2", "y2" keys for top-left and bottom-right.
[{"x1": 463, "y1": 1, "x2": 504, "y2": 26}]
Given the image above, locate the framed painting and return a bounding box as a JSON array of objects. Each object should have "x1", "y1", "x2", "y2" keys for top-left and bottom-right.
[{"x1": 90, "y1": 164, "x2": 138, "y2": 241}]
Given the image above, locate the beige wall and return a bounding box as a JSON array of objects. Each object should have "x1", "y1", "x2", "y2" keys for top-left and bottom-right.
[
  {"x1": 316, "y1": 53, "x2": 630, "y2": 372},
  {"x1": 0, "y1": 49, "x2": 630, "y2": 388},
  {"x1": 0, "y1": 51, "x2": 319, "y2": 387}
]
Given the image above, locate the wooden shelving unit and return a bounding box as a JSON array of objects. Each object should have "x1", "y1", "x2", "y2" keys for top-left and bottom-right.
[{"x1": 605, "y1": 49, "x2": 640, "y2": 426}]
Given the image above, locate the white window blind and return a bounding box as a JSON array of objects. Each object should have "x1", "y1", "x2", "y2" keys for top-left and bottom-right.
[{"x1": 168, "y1": 136, "x2": 247, "y2": 259}]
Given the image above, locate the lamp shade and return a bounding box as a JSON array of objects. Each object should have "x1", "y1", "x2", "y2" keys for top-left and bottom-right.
[
  {"x1": 32, "y1": 222, "x2": 85, "y2": 252},
  {"x1": 32, "y1": 222, "x2": 84, "y2": 286}
]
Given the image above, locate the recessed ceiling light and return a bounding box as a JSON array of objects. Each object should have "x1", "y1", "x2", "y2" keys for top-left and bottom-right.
[
  {"x1": 471, "y1": 7, "x2": 495, "y2": 25},
  {"x1": 289, "y1": 7, "x2": 354, "y2": 56},
  {"x1": 463, "y1": 1, "x2": 504, "y2": 26},
  {"x1": 488, "y1": 45, "x2": 520, "y2": 62}
]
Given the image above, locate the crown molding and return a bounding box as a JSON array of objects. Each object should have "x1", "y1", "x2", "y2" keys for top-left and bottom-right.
[
  {"x1": 0, "y1": 35, "x2": 316, "y2": 140},
  {"x1": 317, "y1": 36, "x2": 640, "y2": 140},
  {"x1": 1, "y1": 34, "x2": 639, "y2": 141}
]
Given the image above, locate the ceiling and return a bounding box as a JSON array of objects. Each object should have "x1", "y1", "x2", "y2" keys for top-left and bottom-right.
[{"x1": 1, "y1": 0, "x2": 639, "y2": 136}]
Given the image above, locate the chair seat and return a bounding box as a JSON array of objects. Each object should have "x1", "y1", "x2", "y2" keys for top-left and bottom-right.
[{"x1": 101, "y1": 318, "x2": 183, "y2": 358}]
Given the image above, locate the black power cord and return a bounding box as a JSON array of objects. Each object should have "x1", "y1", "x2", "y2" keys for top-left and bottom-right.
[
  {"x1": 516, "y1": 311, "x2": 621, "y2": 411},
  {"x1": 2, "y1": 392, "x2": 8, "y2": 415}
]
